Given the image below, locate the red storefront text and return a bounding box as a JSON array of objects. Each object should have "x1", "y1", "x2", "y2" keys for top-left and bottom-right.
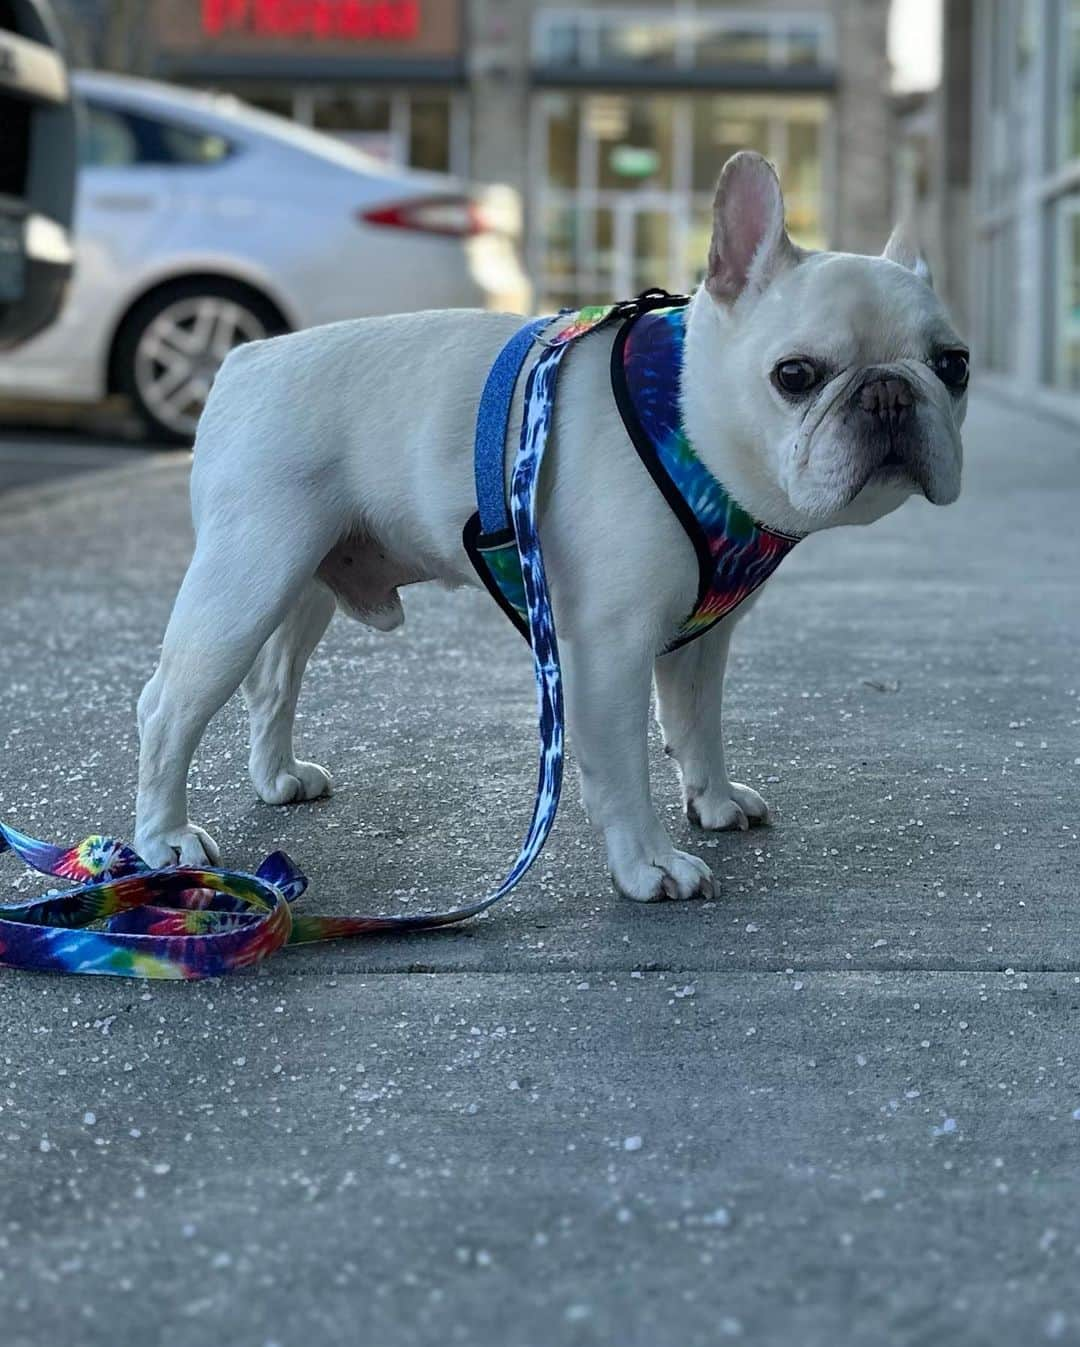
[{"x1": 202, "y1": 0, "x2": 421, "y2": 41}]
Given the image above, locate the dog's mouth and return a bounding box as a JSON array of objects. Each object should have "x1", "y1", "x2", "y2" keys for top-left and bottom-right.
[
  {"x1": 833, "y1": 447, "x2": 926, "y2": 512},
  {"x1": 873, "y1": 449, "x2": 916, "y2": 482}
]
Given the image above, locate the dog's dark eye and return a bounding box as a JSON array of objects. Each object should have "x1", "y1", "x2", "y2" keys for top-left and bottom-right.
[
  {"x1": 773, "y1": 359, "x2": 821, "y2": 397},
  {"x1": 932, "y1": 349, "x2": 970, "y2": 391}
]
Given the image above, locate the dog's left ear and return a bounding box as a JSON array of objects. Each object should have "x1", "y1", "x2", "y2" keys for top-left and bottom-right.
[
  {"x1": 883, "y1": 222, "x2": 934, "y2": 287},
  {"x1": 706, "y1": 151, "x2": 800, "y2": 306}
]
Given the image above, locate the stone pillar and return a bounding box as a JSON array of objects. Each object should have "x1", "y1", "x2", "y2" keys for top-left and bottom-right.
[
  {"x1": 832, "y1": 0, "x2": 894, "y2": 254},
  {"x1": 936, "y1": 0, "x2": 974, "y2": 332},
  {"x1": 466, "y1": 0, "x2": 533, "y2": 195}
]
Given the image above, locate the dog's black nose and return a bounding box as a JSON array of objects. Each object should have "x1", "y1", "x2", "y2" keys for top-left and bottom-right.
[{"x1": 855, "y1": 373, "x2": 915, "y2": 429}]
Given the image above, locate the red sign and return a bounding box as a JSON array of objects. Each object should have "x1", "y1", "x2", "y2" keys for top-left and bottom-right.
[{"x1": 202, "y1": 0, "x2": 421, "y2": 41}]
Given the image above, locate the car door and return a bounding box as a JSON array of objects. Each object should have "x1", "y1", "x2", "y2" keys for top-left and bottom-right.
[{"x1": 73, "y1": 99, "x2": 179, "y2": 308}]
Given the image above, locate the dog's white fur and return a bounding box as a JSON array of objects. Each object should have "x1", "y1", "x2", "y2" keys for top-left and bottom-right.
[{"x1": 134, "y1": 153, "x2": 967, "y2": 902}]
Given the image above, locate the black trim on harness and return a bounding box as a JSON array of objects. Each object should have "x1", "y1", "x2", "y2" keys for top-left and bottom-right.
[
  {"x1": 462, "y1": 511, "x2": 532, "y2": 644},
  {"x1": 610, "y1": 303, "x2": 715, "y2": 623},
  {"x1": 465, "y1": 289, "x2": 698, "y2": 649}
]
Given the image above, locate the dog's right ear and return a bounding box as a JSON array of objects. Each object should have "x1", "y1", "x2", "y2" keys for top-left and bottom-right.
[
  {"x1": 883, "y1": 221, "x2": 934, "y2": 287},
  {"x1": 706, "y1": 151, "x2": 799, "y2": 307}
]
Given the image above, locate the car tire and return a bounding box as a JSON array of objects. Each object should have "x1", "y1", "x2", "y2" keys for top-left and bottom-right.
[{"x1": 113, "y1": 278, "x2": 287, "y2": 445}]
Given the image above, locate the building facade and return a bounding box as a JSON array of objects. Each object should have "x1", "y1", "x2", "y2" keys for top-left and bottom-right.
[
  {"x1": 957, "y1": 0, "x2": 1080, "y2": 419},
  {"x1": 60, "y1": 0, "x2": 898, "y2": 307},
  {"x1": 470, "y1": 0, "x2": 894, "y2": 308}
]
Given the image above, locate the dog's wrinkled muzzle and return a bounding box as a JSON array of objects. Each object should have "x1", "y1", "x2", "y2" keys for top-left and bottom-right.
[
  {"x1": 856, "y1": 372, "x2": 915, "y2": 440},
  {"x1": 848, "y1": 369, "x2": 941, "y2": 500}
]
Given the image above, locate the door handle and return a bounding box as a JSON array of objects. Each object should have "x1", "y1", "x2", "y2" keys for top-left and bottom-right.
[{"x1": 88, "y1": 193, "x2": 155, "y2": 211}]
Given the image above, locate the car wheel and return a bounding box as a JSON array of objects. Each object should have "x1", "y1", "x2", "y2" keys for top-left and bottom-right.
[{"x1": 114, "y1": 280, "x2": 287, "y2": 444}]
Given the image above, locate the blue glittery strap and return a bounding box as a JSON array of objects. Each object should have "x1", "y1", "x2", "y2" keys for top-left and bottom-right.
[{"x1": 475, "y1": 316, "x2": 551, "y2": 534}]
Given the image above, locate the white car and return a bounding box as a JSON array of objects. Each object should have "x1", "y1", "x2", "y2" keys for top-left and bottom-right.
[{"x1": 0, "y1": 71, "x2": 531, "y2": 441}]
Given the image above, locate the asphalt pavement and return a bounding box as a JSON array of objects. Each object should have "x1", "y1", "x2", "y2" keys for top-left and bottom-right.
[
  {"x1": 0, "y1": 394, "x2": 1077, "y2": 1347},
  {"x1": 0, "y1": 424, "x2": 154, "y2": 494}
]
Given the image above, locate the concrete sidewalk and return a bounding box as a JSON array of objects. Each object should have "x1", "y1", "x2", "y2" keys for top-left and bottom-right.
[{"x1": 0, "y1": 394, "x2": 1077, "y2": 1347}]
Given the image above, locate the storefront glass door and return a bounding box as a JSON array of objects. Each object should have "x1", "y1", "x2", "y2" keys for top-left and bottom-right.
[
  {"x1": 613, "y1": 198, "x2": 677, "y2": 299},
  {"x1": 532, "y1": 91, "x2": 828, "y2": 308}
]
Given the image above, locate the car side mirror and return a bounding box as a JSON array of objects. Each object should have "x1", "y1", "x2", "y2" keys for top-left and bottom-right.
[{"x1": 0, "y1": 0, "x2": 76, "y2": 350}]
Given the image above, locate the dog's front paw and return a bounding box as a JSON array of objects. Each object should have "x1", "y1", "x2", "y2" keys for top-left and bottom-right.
[
  {"x1": 686, "y1": 781, "x2": 771, "y2": 832},
  {"x1": 252, "y1": 760, "x2": 332, "y2": 806},
  {"x1": 134, "y1": 823, "x2": 221, "y2": 869},
  {"x1": 610, "y1": 844, "x2": 715, "y2": 903}
]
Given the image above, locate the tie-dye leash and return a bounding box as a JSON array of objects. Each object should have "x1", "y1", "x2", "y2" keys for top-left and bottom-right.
[{"x1": 0, "y1": 312, "x2": 602, "y2": 979}]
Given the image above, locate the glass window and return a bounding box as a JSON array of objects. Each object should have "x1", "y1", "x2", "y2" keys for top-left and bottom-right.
[
  {"x1": 693, "y1": 22, "x2": 772, "y2": 68},
  {"x1": 79, "y1": 103, "x2": 138, "y2": 167},
  {"x1": 541, "y1": 18, "x2": 584, "y2": 68},
  {"x1": 409, "y1": 97, "x2": 451, "y2": 173},
  {"x1": 590, "y1": 95, "x2": 674, "y2": 191},
  {"x1": 980, "y1": 224, "x2": 1017, "y2": 374},
  {"x1": 631, "y1": 209, "x2": 671, "y2": 292},
  {"x1": 779, "y1": 103, "x2": 827, "y2": 248},
  {"x1": 686, "y1": 204, "x2": 714, "y2": 288},
  {"x1": 593, "y1": 206, "x2": 616, "y2": 295},
  {"x1": 79, "y1": 103, "x2": 232, "y2": 168},
  {"x1": 1063, "y1": 1, "x2": 1080, "y2": 164},
  {"x1": 1054, "y1": 196, "x2": 1080, "y2": 390},
  {"x1": 691, "y1": 97, "x2": 770, "y2": 192},
  {"x1": 786, "y1": 27, "x2": 826, "y2": 67},
  {"x1": 543, "y1": 94, "x2": 579, "y2": 191},
  {"x1": 597, "y1": 19, "x2": 677, "y2": 67},
  {"x1": 540, "y1": 202, "x2": 580, "y2": 284},
  {"x1": 311, "y1": 91, "x2": 396, "y2": 158},
  {"x1": 533, "y1": 12, "x2": 830, "y2": 73},
  {"x1": 312, "y1": 92, "x2": 391, "y2": 134},
  {"x1": 785, "y1": 119, "x2": 824, "y2": 198},
  {"x1": 158, "y1": 123, "x2": 232, "y2": 165}
]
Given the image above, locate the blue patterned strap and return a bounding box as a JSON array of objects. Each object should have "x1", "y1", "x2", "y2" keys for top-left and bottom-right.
[{"x1": 475, "y1": 316, "x2": 552, "y2": 534}]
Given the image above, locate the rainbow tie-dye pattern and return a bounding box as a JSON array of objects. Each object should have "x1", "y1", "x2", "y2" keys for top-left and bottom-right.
[{"x1": 616, "y1": 304, "x2": 802, "y2": 652}]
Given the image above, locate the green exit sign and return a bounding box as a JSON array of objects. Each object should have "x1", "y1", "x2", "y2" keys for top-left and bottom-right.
[{"x1": 609, "y1": 145, "x2": 660, "y2": 179}]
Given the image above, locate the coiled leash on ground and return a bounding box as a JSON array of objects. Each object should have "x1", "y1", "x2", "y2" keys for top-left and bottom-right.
[{"x1": 0, "y1": 305, "x2": 630, "y2": 979}]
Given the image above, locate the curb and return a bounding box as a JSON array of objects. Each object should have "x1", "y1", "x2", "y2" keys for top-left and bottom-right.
[{"x1": 0, "y1": 450, "x2": 190, "y2": 527}]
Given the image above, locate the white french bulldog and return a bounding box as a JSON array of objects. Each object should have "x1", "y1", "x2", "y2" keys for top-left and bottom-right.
[{"x1": 134, "y1": 152, "x2": 968, "y2": 902}]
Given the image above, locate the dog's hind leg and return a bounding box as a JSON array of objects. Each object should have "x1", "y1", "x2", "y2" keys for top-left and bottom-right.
[
  {"x1": 242, "y1": 579, "x2": 337, "y2": 806},
  {"x1": 135, "y1": 519, "x2": 337, "y2": 868}
]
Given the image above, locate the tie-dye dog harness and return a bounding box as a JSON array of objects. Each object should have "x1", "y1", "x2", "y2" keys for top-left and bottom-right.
[
  {"x1": 464, "y1": 291, "x2": 802, "y2": 654},
  {"x1": 0, "y1": 290, "x2": 799, "y2": 978}
]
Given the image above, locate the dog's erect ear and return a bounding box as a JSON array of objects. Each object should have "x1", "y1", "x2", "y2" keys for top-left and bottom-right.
[
  {"x1": 882, "y1": 222, "x2": 934, "y2": 287},
  {"x1": 706, "y1": 151, "x2": 799, "y2": 306}
]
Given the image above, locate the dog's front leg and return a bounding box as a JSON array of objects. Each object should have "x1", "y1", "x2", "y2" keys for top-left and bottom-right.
[
  {"x1": 653, "y1": 617, "x2": 770, "y2": 831},
  {"x1": 563, "y1": 636, "x2": 714, "y2": 902}
]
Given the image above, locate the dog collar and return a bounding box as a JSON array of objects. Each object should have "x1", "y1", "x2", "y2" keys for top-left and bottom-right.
[{"x1": 465, "y1": 296, "x2": 802, "y2": 654}]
